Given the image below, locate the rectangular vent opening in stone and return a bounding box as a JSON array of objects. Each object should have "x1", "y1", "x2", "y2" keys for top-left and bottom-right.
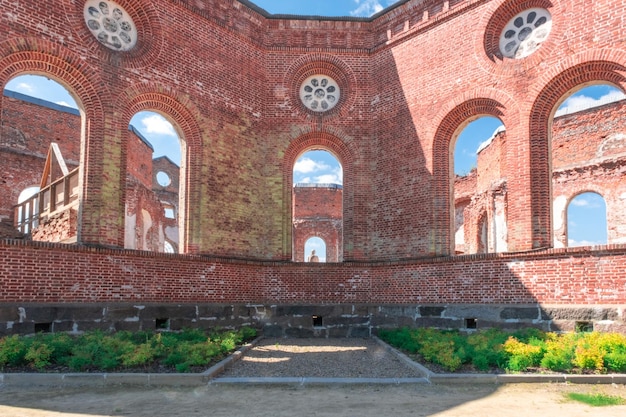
[
  {"x1": 465, "y1": 318, "x2": 477, "y2": 329},
  {"x1": 34, "y1": 322, "x2": 52, "y2": 333},
  {"x1": 575, "y1": 321, "x2": 593, "y2": 333},
  {"x1": 156, "y1": 318, "x2": 170, "y2": 330},
  {"x1": 312, "y1": 315, "x2": 323, "y2": 327}
]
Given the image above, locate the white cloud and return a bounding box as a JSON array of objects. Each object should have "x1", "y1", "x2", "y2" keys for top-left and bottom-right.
[
  {"x1": 140, "y1": 114, "x2": 177, "y2": 137},
  {"x1": 14, "y1": 82, "x2": 35, "y2": 94},
  {"x1": 571, "y1": 198, "x2": 590, "y2": 207},
  {"x1": 314, "y1": 174, "x2": 342, "y2": 184},
  {"x1": 556, "y1": 90, "x2": 626, "y2": 117},
  {"x1": 56, "y1": 101, "x2": 71, "y2": 107},
  {"x1": 293, "y1": 157, "x2": 330, "y2": 174},
  {"x1": 568, "y1": 239, "x2": 604, "y2": 247},
  {"x1": 350, "y1": 0, "x2": 384, "y2": 17}
]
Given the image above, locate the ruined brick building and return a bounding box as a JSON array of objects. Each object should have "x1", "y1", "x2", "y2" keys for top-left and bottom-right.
[
  {"x1": 1, "y1": 0, "x2": 626, "y2": 335},
  {"x1": 454, "y1": 98, "x2": 626, "y2": 255}
]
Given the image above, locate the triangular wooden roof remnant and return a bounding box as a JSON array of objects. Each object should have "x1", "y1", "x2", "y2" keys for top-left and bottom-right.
[{"x1": 39, "y1": 143, "x2": 69, "y2": 189}]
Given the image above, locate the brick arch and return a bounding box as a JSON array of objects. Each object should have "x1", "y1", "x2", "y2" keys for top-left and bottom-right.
[
  {"x1": 284, "y1": 53, "x2": 358, "y2": 120},
  {"x1": 431, "y1": 94, "x2": 516, "y2": 255},
  {"x1": 283, "y1": 131, "x2": 355, "y2": 260},
  {"x1": 302, "y1": 235, "x2": 328, "y2": 262},
  {"x1": 528, "y1": 58, "x2": 626, "y2": 249},
  {"x1": 564, "y1": 190, "x2": 608, "y2": 247},
  {"x1": 0, "y1": 39, "x2": 119, "y2": 246},
  {"x1": 118, "y1": 87, "x2": 204, "y2": 254}
]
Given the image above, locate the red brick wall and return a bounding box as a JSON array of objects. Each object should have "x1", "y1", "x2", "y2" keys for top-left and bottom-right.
[
  {"x1": 552, "y1": 100, "x2": 626, "y2": 170},
  {"x1": 0, "y1": 0, "x2": 625, "y2": 323},
  {"x1": 1, "y1": 240, "x2": 625, "y2": 307},
  {"x1": 126, "y1": 129, "x2": 154, "y2": 189},
  {"x1": 292, "y1": 185, "x2": 343, "y2": 262}
]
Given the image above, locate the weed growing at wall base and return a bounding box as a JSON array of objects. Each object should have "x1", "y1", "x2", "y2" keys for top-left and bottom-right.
[{"x1": 0, "y1": 327, "x2": 257, "y2": 373}]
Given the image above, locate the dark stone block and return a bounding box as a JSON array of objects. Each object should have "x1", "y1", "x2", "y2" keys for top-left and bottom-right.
[
  {"x1": 419, "y1": 306, "x2": 445, "y2": 317},
  {"x1": 197, "y1": 305, "x2": 234, "y2": 319},
  {"x1": 141, "y1": 305, "x2": 197, "y2": 320},
  {"x1": 10, "y1": 322, "x2": 35, "y2": 334},
  {"x1": 541, "y1": 307, "x2": 619, "y2": 321},
  {"x1": 370, "y1": 315, "x2": 414, "y2": 328},
  {"x1": 415, "y1": 317, "x2": 462, "y2": 329},
  {"x1": 0, "y1": 306, "x2": 20, "y2": 322},
  {"x1": 24, "y1": 307, "x2": 58, "y2": 322},
  {"x1": 274, "y1": 305, "x2": 315, "y2": 316},
  {"x1": 285, "y1": 327, "x2": 314, "y2": 338},
  {"x1": 349, "y1": 327, "x2": 371, "y2": 338},
  {"x1": 378, "y1": 305, "x2": 417, "y2": 317},
  {"x1": 169, "y1": 318, "x2": 195, "y2": 330},
  {"x1": 75, "y1": 321, "x2": 111, "y2": 332},
  {"x1": 51, "y1": 321, "x2": 75, "y2": 333},
  {"x1": 324, "y1": 316, "x2": 370, "y2": 326},
  {"x1": 113, "y1": 320, "x2": 141, "y2": 332},
  {"x1": 104, "y1": 306, "x2": 140, "y2": 321},
  {"x1": 500, "y1": 307, "x2": 539, "y2": 320},
  {"x1": 262, "y1": 324, "x2": 283, "y2": 338}
]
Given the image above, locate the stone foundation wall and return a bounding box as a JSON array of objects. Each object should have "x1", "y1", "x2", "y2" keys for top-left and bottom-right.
[{"x1": 1, "y1": 302, "x2": 623, "y2": 337}]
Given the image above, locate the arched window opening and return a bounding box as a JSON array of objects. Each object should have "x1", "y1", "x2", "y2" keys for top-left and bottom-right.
[
  {"x1": 164, "y1": 240, "x2": 175, "y2": 253},
  {"x1": 566, "y1": 192, "x2": 607, "y2": 247},
  {"x1": 452, "y1": 116, "x2": 505, "y2": 254},
  {"x1": 305, "y1": 237, "x2": 326, "y2": 263},
  {"x1": 292, "y1": 150, "x2": 343, "y2": 262},
  {"x1": 2, "y1": 75, "x2": 82, "y2": 242},
  {"x1": 125, "y1": 111, "x2": 182, "y2": 253},
  {"x1": 552, "y1": 84, "x2": 625, "y2": 247}
]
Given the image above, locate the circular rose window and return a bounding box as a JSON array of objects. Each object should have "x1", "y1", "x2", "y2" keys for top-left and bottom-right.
[
  {"x1": 499, "y1": 8, "x2": 552, "y2": 59},
  {"x1": 84, "y1": 0, "x2": 137, "y2": 51},
  {"x1": 300, "y1": 75, "x2": 340, "y2": 113}
]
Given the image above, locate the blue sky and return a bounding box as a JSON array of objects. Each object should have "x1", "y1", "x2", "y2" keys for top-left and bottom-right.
[{"x1": 249, "y1": 0, "x2": 401, "y2": 17}]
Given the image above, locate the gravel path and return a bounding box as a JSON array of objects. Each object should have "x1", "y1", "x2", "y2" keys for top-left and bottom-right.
[{"x1": 220, "y1": 337, "x2": 425, "y2": 378}]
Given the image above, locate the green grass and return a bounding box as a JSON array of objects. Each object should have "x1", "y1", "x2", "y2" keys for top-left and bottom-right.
[{"x1": 566, "y1": 392, "x2": 625, "y2": 407}]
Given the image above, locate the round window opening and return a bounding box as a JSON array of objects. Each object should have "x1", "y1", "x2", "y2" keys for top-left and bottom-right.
[
  {"x1": 84, "y1": 0, "x2": 137, "y2": 51},
  {"x1": 156, "y1": 171, "x2": 171, "y2": 187},
  {"x1": 499, "y1": 8, "x2": 552, "y2": 59},
  {"x1": 300, "y1": 75, "x2": 341, "y2": 113}
]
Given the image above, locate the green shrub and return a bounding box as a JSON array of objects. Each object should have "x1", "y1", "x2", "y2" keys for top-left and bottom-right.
[
  {"x1": 120, "y1": 342, "x2": 156, "y2": 367},
  {"x1": 0, "y1": 335, "x2": 29, "y2": 367},
  {"x1": 537, "y1": 333, "x2": 575, "y2": 372},
  {"x1": 503, "y1": 336, "x2": 544, "y2": 372},
  {"x1": 25, "y1": 341, "x2": 53, "y2": 370}
]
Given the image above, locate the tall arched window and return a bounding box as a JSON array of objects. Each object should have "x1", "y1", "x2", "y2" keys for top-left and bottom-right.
[
  {"x1": 125, "y1": 111, "x2": 182, "y2": 253},
  {"x1": 551, "y1": 84, "x2": 625, "y2": 247},
  {"x1": 453, "y1": 117, "x2": 505, "y2": 254},
  {"x1": 304, "y1": 237, "x2": 326, "y2": 262},
  {"x1": 292, "y1": 150, "x2": 343, "y2": 262},
  {"x1": 567, "y1": 192, "x2": 607, "y2": 247}
]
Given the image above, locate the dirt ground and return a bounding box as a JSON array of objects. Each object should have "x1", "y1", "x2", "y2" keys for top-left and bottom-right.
[{"x1": 0, "y1": 383, "x2": 625, "y2": 417}]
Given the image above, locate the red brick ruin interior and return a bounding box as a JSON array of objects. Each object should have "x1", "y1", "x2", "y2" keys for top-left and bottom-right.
[{"x1": 1, "y1": 0, "x2": 625, "y2": 336}]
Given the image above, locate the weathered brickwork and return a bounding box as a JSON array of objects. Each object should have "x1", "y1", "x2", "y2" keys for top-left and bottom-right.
[
  {"x1": 292, "y1": 185, "x2": 343, "y2": 262},
  {"x1": 0, "y1": 0, "x2": 625, "y2": 334},
  {"x1": 455, "y1": 99, "x2": 626, "y2": 253}
]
